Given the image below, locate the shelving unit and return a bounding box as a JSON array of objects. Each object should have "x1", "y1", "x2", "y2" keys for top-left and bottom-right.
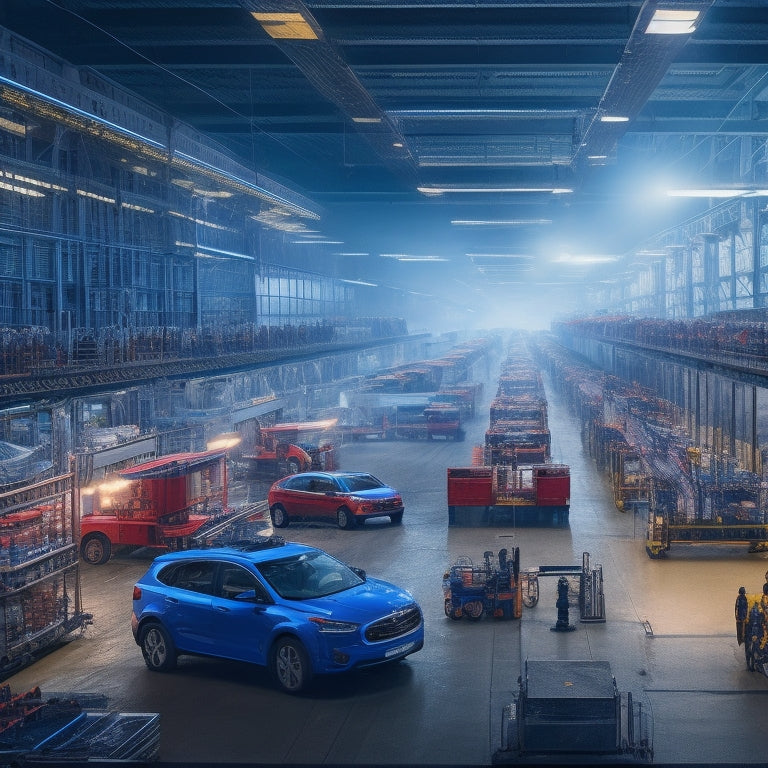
[{"x1": 0, "y1": 473, "x2": 91, "y2": 674}]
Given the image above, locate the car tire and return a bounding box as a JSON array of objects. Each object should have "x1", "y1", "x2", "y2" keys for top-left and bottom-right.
[
  {"x1": 139, "y1": 622, "x2": 177, "y2": 672},
  {"x1": 270, "y1": 504, "x2": 290, "y2": 528},
  {"x1": 271, "y1": 636, "x2": 312, "y2": 693},
  {"x1": 336, "y1": 506, "x2": 356, "y2": 530},
  {"x1": 80, "y1": 533, "x2": 112, "y2": 565},
  {"x1": 390, "y1": 511, "x2": 403, "y2": 525}
]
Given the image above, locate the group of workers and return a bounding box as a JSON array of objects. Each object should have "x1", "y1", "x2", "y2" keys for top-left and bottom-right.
[{"x1": 735, "y1": 572, "x2": 768, "y2": 671}]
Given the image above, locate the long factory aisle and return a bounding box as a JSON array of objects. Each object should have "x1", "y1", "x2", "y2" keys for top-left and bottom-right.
[{"x1": 4, "y1": 365, "x2": 768, "y2": 766}]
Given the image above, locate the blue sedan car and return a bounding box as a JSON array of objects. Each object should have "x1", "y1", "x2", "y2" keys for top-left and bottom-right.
[{"x1": 131, "y1": 537, "x2": 424, "y2": 693}]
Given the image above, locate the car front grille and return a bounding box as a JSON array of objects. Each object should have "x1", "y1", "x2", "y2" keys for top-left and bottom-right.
[
  {"x1": 373, "y1": 498, "x2": 401, "y2": 511},
  {"x1": 365, "y1": 605, "x2": 422, "y2": 642}
]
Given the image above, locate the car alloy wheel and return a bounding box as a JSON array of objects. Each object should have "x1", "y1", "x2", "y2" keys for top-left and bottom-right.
[
  {"x1": 337, "y1": 507, "x2": 356, "y2": 530},
  {"x1": 140, "y1": 623, "x2": 177, "y2": 672},
  {"x1": 271, "y1": 505, "x2": 289, "y2": 528},
  {"x1": 272, "y1": 637, "x2": 311, "y2": 693}
]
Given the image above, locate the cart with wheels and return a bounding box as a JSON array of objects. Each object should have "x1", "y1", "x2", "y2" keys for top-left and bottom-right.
[{"x1": 442, "y1": 548, "x2": 522, "y2": 621}]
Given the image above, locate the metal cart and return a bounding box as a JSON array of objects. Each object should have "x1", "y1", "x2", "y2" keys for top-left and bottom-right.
[{"x1": 442, "y1": 548, "x2": 522, "y2": 621}]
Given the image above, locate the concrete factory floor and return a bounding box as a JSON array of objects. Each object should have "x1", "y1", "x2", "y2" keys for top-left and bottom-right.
[{"x1": 6, "y1": 371, "x2": 768, "y2": 766}]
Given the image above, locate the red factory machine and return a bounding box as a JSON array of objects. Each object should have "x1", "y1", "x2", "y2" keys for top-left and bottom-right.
[{"x1": 447, "y1": 464, "x2": 570, "y2": 526}]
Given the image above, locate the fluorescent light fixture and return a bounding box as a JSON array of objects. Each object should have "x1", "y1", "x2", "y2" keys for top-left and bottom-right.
[
  {"x1": 77, "y1": 189, "x2": 115, "y2": 204},
  {"x1": 418, "y1": 186, "x2": 572, "y2": 194},
  {"x1": 645, "y1": 9, "x2": 700, "y2": 35},
  {"x1": 588, "y1": 155, "x2": 608, "y2": 160},
  {"x1": 0, "y1": 180, "x2": 44, "y2": 197},
  {"x1": 193, "y1": 188, "x2": 233, "y2": 199},
  {"x1": 0, "y1": 116, "x2": 26, "y2": 136},
  {"x1": 452, "y1": 219, "x2": 552, "y2": 226},
  {"x1": 1, "y1": 171, "x2": 66, "y2": 191},
  {"x1": 665, "y1": 189, "x2": 768, "y2": 198},
  {"x1": 395, "y1": 257, "x2": 449, "y2": 262},
  {"x1": 392, "y1": 142, "x2": 404, "y2": 148},
  {"x1": 352, "y1": 117, "x2": 382, "y2": 124},
  {"x1": 599, "y1": 115, "x2": 630, "y2": 123},
  {"x1": 334, "y1": 252, "x2": 370, "y2": 256},
  {"x1": 380, "y1": 254, "x2": 448, "y2": 262},
  {"x1": 195, "y1": 245, "x2": 252, "y2": 260},
  {"x1": 251, "y1": 12, "x2": 318, "y2": 40},
  {"x1": 389, "y1": 108, "x2": 581, "y2": 118},
  {"x1": 467, "y1": 253, "x2": 533, "y2": 259},
  {"x1": 553, "y1": 254, "x2": 619, "y2": 264},
  {"x1": 122, "y1": 202, "x2": 155, "y2": 213},
  {"x1": 167, "y1": 210, "x2": 235, "y2": 231},
  {"x1": 341, "y1": 279, "x2": 377, "y2": 287},
  {"x1": 290, "y1": 240, "x2": 344, "y2": 244}
]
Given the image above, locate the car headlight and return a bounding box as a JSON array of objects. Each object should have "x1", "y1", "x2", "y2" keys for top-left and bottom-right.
[{"x1": 309, "y1": 617, "x2": 360, "y2": 633}]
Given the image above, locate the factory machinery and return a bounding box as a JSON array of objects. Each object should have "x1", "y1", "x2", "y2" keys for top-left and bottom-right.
[
  {"x1": 447, "y1": 339, "x2": 570, "y2": 526},
  {"x1": 336, "y1": 338, "x2": 491, "y2": 442},
  {"x1": 534, "y1": 333, "x2": 768, "y2": 558},
  {"x1": 495, "y1": 660, "x2": 652, "y2": 763}
]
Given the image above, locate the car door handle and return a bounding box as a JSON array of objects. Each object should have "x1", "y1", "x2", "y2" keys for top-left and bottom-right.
[
  {"x1": 165, "y1": 597, "x2": 178, "y2": 604},
  {"x1": 215, "y1": 605, "x2": 230, "y2": 612}
]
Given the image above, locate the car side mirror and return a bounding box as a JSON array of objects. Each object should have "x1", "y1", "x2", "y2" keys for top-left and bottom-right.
[
  {"x1": 351, "y1": 567, "x2": 366, "y2": 580},
  {"x1": 234, "y1": 589, "x2": 270, "y2": 604}
]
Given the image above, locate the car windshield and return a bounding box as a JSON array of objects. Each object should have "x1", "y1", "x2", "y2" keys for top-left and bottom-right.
[
  {"x1": 339, "y1": 474, "x2": 383, "y2": 492},
  {"x1": 256, "y1": 550, "x2": 364, "y2": 599}
]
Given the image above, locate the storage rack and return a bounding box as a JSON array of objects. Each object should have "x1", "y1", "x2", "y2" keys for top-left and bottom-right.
[{"x1": 0, "y1": 473, "x2": 91, "y2": 674}]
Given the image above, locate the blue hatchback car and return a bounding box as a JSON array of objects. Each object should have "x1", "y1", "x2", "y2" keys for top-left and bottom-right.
[{"x1": 131, "y1": 537, "x2": 424, "y2": 693}]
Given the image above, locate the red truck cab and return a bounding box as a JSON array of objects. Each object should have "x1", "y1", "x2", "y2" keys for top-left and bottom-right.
[{"x1": 79, "y1": 449, "x2": 228, "y2": 564}]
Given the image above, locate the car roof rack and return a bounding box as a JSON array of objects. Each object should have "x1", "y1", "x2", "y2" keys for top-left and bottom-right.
[{"x1": 227, "y1": 535, "x2": 286, "y2": 552}]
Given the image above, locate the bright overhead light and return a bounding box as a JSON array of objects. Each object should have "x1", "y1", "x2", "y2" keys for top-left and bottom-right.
[
  {"x1": 396, "y1": 257, "x2": 449, "y2": 262},
  {"x1": 0, "y1": 116, "x2": 26, "y2": 136},
  {"x1": 466, "y1": 253, "x2": 533, "y2": 259},
  {"x1": 645, "y1": 9, "x2": 700, "y2": 35},
  {"x1": 553, "y1": 254, "x2": 619, "y2": 264},
  {"x1": 290, "y1": 240, "x2": 344, "y2": 244},
  {"x1": 418, "y1": 186, "x2": 572, "y2": 195},
  {"x1": 0, "y1": 180, "x2": 44, "y2": 197},
  {"x1": 341, "y1": 279, "x2": 377, "y2": 287},
  {"x1": 666, "y1": 189, "x2": 758, "y2": 198},
  {"x1": 251, "y1": 12, "x2": 318, "y2": 40},
  {"x1": 599, "y1": 115, "x2": 630, "y2": 123},
  {"x1": 352, "y1": 117, "x2": 381, "y2": 124},
  {"x1": 380, "y1": 254, "x2": 448, "y2": 262},
  {"x1": 452, "y1": 219, "x2": 552, "y2": 226}
]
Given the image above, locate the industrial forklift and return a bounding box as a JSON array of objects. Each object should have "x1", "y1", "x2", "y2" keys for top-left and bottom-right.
[{"x1": 442, "y1": 548, "x2": 525, "y2": 621}]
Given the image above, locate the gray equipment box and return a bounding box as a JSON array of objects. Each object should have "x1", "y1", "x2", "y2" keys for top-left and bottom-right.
[{"x1": 519, "y1": 659, "x2": 618, "y2": 754}]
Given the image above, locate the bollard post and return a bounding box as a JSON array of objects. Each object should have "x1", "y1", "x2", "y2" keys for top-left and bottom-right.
[{"x1": 551, "y1": 575, "x2": 576, "y2": 632}]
